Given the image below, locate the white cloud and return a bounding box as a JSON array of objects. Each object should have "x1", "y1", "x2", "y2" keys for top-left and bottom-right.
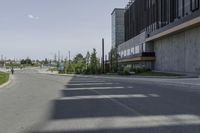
[{"x1": 27, "y1": 14, "x2": 39, "y2": 20}]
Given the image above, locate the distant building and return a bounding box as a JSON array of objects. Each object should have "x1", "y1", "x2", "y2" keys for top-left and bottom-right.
[
  {"x1": 112, "y1": 0, "x2": 200, "y2": 73},
  {"x1": 111, "y1": 8, "x2": 126, "y2": 48}
]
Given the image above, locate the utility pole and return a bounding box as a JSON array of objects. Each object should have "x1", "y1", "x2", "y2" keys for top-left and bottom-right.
[
  {"x1": 58, "y1": 50, "x2": 60, "y2": 63},
  {"x1": 102, "y1": 38, "x2": 105, "y2": 74},
  {"x1": 68, "y1": 51, "x2": 71, "y2": 73},
  {"x1": 54, "y1": 53, "x2": 57, "y2": 62},
  {"x1": 1, "y1": 55, "x2": 3, "y2": 61},
  {"x1": 61, "y1": 55, "x2": 63, "y2": 62},
  {"x1": 110, "y1": 51, "x2": 112, "y2": 72},
  {"x1": 68, "y1": 51, "x2": 71, "y2": 62}
]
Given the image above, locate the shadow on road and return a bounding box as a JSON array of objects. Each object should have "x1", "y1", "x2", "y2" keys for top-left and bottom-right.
[
  {"x1": 31, "y1": 125, "x2": 200, "y2": 133},
  {"x1": 29, "y1": 76, "x2": 200, "y2": 133}
]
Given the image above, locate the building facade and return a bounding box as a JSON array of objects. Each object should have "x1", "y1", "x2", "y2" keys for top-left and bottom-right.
[
  {"x1": 112, "y1": 0, "x2": 200, "y2": 73},
  {"x1": 111, "y1": 8, "x2": 126, "y2": 48}
]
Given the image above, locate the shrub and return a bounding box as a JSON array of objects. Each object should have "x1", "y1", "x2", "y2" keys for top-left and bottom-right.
[
  {"x1": 118, "y1": 66, "x2": 131, "y2": 75},
  {"x1": 48, "y1": 67, "x2": 58, "y2": 72},
  {"x1": 131, "y1": 68, "x2": 151, "y2": 74}
]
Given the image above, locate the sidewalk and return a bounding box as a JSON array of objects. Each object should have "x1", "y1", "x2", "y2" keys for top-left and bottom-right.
[
  {"x1": 91, "y1": 75, "x2": 200, "y2": 87},
  {"x1": 70, "y1": 74, "x2": 200, "y2": 88},
  {"x1": 37, "y1": 68, "x2": 200, "y2": 87}
]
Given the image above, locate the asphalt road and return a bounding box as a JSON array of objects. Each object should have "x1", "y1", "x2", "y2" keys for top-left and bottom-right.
[{"x1": 0, "y1": 69, "x2": 200, "y2": 133}]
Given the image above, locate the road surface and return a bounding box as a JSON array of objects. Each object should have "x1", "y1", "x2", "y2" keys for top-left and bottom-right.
[{"x1": 0, "y1": 69, "x2": 200, "y2": 133}]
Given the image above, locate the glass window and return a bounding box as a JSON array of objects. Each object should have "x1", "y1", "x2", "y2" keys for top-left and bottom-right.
[
  {"x1": 124, "y1": 50, "x2": 126, "y2": 57},
  {"x1": 143, "y1": 43, "x2": 146, "y2": 52},
  {"x1": 131, "y1": 47, "x2": 135, "y2": 55},
  {"x1": 127, "y1": 49, "x2": 130, "y2": 56},
  {"x1": 191, "y1": 0, "x2": 199, "y2": 11},
  {"x1": 135, "y1": 45, "x2": 140, "y2": 54}
]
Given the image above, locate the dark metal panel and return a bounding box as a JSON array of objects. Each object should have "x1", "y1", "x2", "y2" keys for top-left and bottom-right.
[{"x1": 124, "y1": 0, "x2": 200, "y2": 40}]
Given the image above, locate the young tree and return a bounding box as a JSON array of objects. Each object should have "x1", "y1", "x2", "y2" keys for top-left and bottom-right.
[
  {"x1": 109, "y1": 48, "x2": 119, "y2": 72},
  {"x1": 85, "y1": 51, "x2": 90, "y2": 70},
  {"x1": 73, "y1": 53, "x2": 85, "y2": 74},
  {"x1": 90, "y1": 49, "x2": 98, "y2": 74},
  {"x1": 44, "y1": 58, "x2": 48, "y2": 65},
  {"x1": 63, "y1": 57, "x2": 74, "y2": 74},
  {"x1": 20, "y1": 58, "x2": 32, "y2": 65}
]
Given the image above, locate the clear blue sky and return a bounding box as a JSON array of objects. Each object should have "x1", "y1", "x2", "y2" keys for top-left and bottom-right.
[{"x1": 0, "y1": 0, "x2": 128, "y2": 60}]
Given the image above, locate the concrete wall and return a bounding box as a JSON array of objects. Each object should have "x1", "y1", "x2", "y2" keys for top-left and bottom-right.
[{"x1": 154, "y1": 26, "x2": 200, "y2": 73}]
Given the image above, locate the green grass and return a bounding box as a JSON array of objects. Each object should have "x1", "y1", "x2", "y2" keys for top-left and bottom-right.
[
  {"x1": 0, "y1": 71, "x2": 9, "y2": 85},
  {"x1": 136, "y1": 71, "x2": 182, "y2": 76}
]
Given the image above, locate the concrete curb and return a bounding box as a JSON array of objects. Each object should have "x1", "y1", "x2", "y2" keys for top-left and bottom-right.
[
  {"x1": 37, "y1": 72, "x2": 200, "y2": 87},
  {"x1": 39, "y1": 72, "x2": 75, "y2": 77},
  {"x1": 74, "y1": 74, "x2": 199, "y2": 79},
  {"x1": 38, "y1": 71, "x2": 199, "y2": 79},
  {"x1": 0, "y1": 73, "x2": 13, "y2": 89},
  {"x1": 71, "y1": 75, "x2": 200, "y2": 87}
]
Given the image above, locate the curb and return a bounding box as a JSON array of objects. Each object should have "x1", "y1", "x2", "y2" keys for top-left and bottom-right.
[
  {"x1": 72, "y1": 75, "x2": 200, "y2": 87},
  {"x1": 0, "y1": 73, "x2": 13, "y2": 89},
  {"x1": 42, "y1": 73, "x2": 75, "y2": 77},
  {"x1": 72, "y1": 74, "x2": 199, "y2": 79},
  {"x1": 37, "y1": 72, "x2": 200, "y2": 87},
  {"x1": 38, "y1": 72, "x2": 199, "y2": 79}
]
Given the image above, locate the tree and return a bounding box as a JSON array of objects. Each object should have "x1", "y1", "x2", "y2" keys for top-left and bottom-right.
[
  {"x1": 73, "y1": 53, "x2": 85, "y2": 74},
  {"x1": 85, "y1": 51, "x2": 90, "y2": 70},
  {"x1": 64, "y1": 59, "x2": 74, "y2": 73},
  {"x1": 20, "y1": 58, "x2": 32, "y2": 65},
  {"x1": 90, "y1": 49, "x2": 98, "y2": 74},
  {"x1": 109, "y1": 48, "x2": 119, "y2": 72},
  {"x1": 44, "y1": 58, "x2": 48, "y2": 65}
]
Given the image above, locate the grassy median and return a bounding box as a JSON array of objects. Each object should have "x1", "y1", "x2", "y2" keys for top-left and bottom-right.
[{"x1": 0, "y1": 71, "x2": 9, "y2": 85}]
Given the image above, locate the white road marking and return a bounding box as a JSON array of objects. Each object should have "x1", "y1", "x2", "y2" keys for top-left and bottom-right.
[
  {"x1": 148, "y1": 94, "x2": 160, "y2": 97},
  {"x1": 67, "y1": 83, "x2": 115, "y2": 85},
  {"x1": 66, "y1": 86, "x2": 127, "y2": 91},
  {"x1": 39, "y1": 114, "x2": 200, "y2": 132},
  {"x1": 60, "y1": 94, "x2": 149, "y2": 100},
  {"x1": 69, "y1": 81, "x2": 106, "y2": 83}
]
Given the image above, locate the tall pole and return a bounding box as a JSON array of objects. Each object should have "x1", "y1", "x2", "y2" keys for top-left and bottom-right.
[
  {"x1": 68, "y1": 51, "x2": 71, "y2": 62},
  {"x1": 110, "y1": 52, "x2": 112, "y2": 72},
  {"x1": 102, "y1": 38, "x2": 105, "y2": 74},
  {"x1": 54, "y1": 53, "x2": 57, "y2": 62},
  {"x1": 58, "y1": 50, "x2": 60, "y2": 63},
  {"x1": 1, "y1": 55, "x2": 3, "y2": 61},
  {"x1": 68, "y1": 51, "x2": 71, "y2": 73}
]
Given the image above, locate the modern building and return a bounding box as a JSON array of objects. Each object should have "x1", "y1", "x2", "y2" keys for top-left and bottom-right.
[{"x1": 112, "y1": 0, "x2": 200, "y2": 73}]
